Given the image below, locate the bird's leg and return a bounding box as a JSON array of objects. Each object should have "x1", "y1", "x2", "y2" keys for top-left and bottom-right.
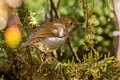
[
  {"x1": 35, "y1": 47, "x2": 46, "y2": 72},
  {"x1": 67, "y1": 38, "x2": 81, "y2": 62},
  {"x1": 26, "y1": 47, "x2": 34, "y2": 77},
  {"x1": 44, "y1": 52, "x2": 60, "y2": 64},
  {"x1": 35, "y1": 47, "x2": 43, "y2": 63}
]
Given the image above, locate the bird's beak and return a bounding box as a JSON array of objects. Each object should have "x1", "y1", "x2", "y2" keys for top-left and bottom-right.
[{"x1": 76, "y1": 22, "x2": 84, "y2": 26}]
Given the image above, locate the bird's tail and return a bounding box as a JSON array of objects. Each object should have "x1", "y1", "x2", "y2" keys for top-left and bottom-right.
[{"x1": 20, "y1": 39, "x2": 33, "y2": 48}]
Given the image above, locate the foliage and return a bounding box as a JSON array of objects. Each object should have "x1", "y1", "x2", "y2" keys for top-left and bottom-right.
[
  {"x1": 0, "y1": 0, "x2": 119, "y2": 80},
  {"x1": 27, "y1": 0, "x2": 114, "y2": 54},
  {"x1": 4, "y1": 49, "x2": 120, "y2": 80}
]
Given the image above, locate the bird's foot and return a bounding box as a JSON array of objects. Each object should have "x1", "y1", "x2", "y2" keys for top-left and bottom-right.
[{"x1": 45, "y1": 52, "x2": 60, "y2": 64}]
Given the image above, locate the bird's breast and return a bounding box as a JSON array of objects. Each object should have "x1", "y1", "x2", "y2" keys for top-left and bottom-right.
[
  {"x1": 35, "y1": 36, "x2": 68, "y2": 52},
  {"x1": 45, "y1": 36, "x2": 67, "y2": 43}
]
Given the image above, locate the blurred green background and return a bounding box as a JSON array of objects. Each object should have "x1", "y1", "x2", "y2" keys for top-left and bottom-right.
[
  {"x1": 0, "y1": 0, "x2": 118, "y2": 80},
  {"x1": 23, "y1": 0, "x2": 114, "y2": 61},
  {"x1": 25, "y1": 0, "x2": 115, "y2": 60},
  {"x1": 0, "y1": 0, "x2": 115, "y2": 62}
]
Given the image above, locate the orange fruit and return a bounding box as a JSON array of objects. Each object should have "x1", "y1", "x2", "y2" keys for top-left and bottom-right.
[{"x1": 5, "y1": 25, "x2": 21, "y2": 48}]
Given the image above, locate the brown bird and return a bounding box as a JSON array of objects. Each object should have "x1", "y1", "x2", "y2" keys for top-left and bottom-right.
[{"x1": 21, "y1": 16, "x2": 76, "y2": 52}]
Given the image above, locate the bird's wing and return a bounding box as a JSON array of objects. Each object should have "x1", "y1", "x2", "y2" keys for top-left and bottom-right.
[
  {"x1": 28, "y1": 22, "x2": 66, "y2": 39},
  {"x1": 20, "y1": 38, "x2": 39, "y2": 48},
  {"x1": 20, "y1": 22, "x2": 66, "y2": 48},
  {"x1": 28, "y1": 22, "x2": 54, "y2": 39}
]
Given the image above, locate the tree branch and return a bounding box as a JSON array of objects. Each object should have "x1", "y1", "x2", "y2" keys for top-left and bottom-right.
[
  {"x1": 67, "y1": 38, "x2": 80, "y2": 62},
  {"x1": 50, "y1": 0, "x2": 59, "y2": 18}
]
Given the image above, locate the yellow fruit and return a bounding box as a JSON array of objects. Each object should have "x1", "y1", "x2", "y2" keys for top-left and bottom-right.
[{"x1": 5, "y1": 25, "x2": 21, "y2": 48}]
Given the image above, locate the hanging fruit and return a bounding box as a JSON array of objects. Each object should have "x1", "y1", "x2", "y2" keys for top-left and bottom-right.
[{"x1": 5, "y1": 25, "x2": 21, "y2": 48}]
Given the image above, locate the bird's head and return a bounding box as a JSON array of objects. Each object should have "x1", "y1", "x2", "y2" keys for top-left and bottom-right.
[{"x1": 55, "y1": 16, "x2": 76, "y2": 32}]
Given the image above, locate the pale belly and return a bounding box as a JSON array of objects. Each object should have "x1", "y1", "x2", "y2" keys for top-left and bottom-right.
[{"x1": 34, "y1": 36, "x2": 68, "y2": 52}]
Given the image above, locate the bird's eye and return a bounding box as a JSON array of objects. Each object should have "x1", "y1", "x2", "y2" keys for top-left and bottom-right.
[{"x1": 69, "y1": 21, "x2": 73, "y2": 25}]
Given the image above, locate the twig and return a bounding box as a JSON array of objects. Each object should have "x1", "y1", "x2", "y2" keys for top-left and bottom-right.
[
  {"x1": 82, "y1": 0, "x2": 85, "y2": 12},
  {"x1": 35, "y1": 47, "x2": 42, "y2": 62},
  {"x1": 72, "y1": 0, "x2": 80, "y2": 9},
  {"x1": 50, "y1": 4, "x2": 53, "y2": 21},
  {"x1": 45, "y1": 0, "x2": 49, "y2": 20},
  {"x1": 26, "y1": 47, "x2": 33, "y2": 65},
  {"x1": 67, "y1": 38, "x2": 81, "y2": 62},
  {"x1": 26, "y1": 47, "x2": 33, "y2": 79},
  {"x1": 57, "y1": 0, "x2": 61, "y2": 10},
  {"x1": 50, "y1": 0, "x2": 59, "y2": 18},
  {"x1": 35, "y1": 47, "x2": 45, "y2": 72},
  {"x1": 82, "y1": 0, "x2": 89, "y2": 28},
  {"x1": 85, "y1": 0, "x2": 89, "y2": 28}
]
